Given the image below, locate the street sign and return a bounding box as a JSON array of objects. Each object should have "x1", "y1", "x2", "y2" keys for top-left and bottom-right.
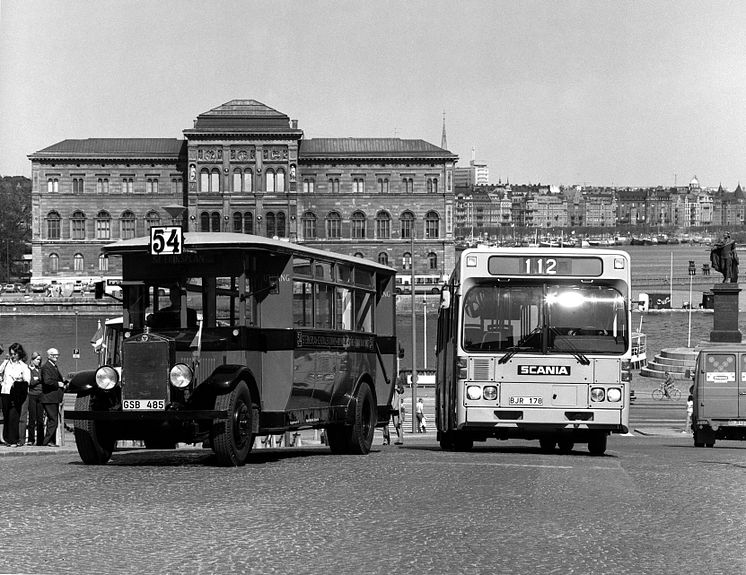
[{"x1": 149, "y1": 226, "x2": 183, "y2": 255}]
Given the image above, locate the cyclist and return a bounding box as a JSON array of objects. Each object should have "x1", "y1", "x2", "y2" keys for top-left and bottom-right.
[{"x1": 663, "y1": 371, "x2": 676, "y2": 399}]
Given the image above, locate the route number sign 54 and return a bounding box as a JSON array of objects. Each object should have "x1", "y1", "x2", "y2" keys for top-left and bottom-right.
[{"x1": 150, "y1": 226, "x2": 183, "y2": 255}]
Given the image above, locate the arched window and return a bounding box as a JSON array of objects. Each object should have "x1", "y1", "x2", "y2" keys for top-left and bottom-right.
[
  {"x1": 378, "y1": 252, "x2": 389, "y2": 266},
  {"x1": 97, "y1": 178, "x2": 109, "y2": 194},
  {"x1": 99, "y1": 253, "x2": 109, "y2": 272},
  {"x1": 266, "y1": 169, "x2": 275, "y2": 192},
  {"x1": 49, "y1": 253, "x2": 59, "y2": 273},
  {"x1": 244, "y1": 170, "x2": 253, "y2": 193},
  {"x1": 276, "y1": 211, "x2": 286, "y2": 237},
  {"x1": 210, "y1": 169, "x2": 220, "y2": 193},
  {"x1": 121, "y1": 210, "x2": 136, "y2": 239},
  {"x1": 375, "y1": 211, "x2": 391, "y2": 239},
  {"x1": 200, "y1": 169, "x2": 210, "y2": 192},
  {"x1": 303, "y1": 178, "x2": 315, "y2": 193},
  {"x1": 122, "y1": 177, "x2": 133, "y2": 194},
  {"x1": 146, "y1": 211, "x2": 160, "y2": 228},
  {"x1": 425, "y1": 211, "x2": 440, "y2": 239},
  {"x1": 200, "y1": 212, "x2": 210, "y2": 232},
  {"x1": 354, "y1": 252, "x2": 364, "y2": 258},
  {"x1": 46, "y1": 211, "x2": 61, "y2": 240},
  {"x1": 96, "y1": 211, "x2": 111, "y2": 240},
  {"x1": 47, "y1": 178, "x2": 59, "y2": 194},
  {"x1": 171, "y1": 178, "x2": 182, "y2": 195},
  {"x1": 302, "y1": 212, "x2": 317, "y2": 239},
  {"x1": 276, "y1": 169, "x2": 285, "y2": 192},
  {"x1": 326, "y1": 211, "x2": 341, "y2": 239},
  {"x1": 244, "y1": 212, "x2": 253, "y2": 234},
  {"x1": 432, "y1": 178, "x2": 438, "y2": 193},
  {"x1": 73, "y1": 253, "x2": 84, "y2": 272},
  {"x1": 400, "y1": 211, "x2": 415, "y2": 239},
  {"x1": 71, "y1": 210, "x2": 86, "y2": 240},
  {"x1": 402, "y1": 252, "x2": 412, "y2": 271},
  {"x1": 353, "y1": 178, "x2": 364, "y2": 194},
  {"x1": 146, "y1": 178, "x2": 158, "y2": 194},
  {"x1": 328, "y1": 178, "x2": 339, "y2": 194},
  {"x1": 233, "y1": 169, "x2": 243, "y2": 192},
  {"x1": 233, "y1": 211, "x2": 243, "y2": 233},
  {"x1": 402, "y1": 178, "x2": 413, "y2": 193},
  {"x1": 266, "y1": 212, "x2": 276, "y2": 237},
  {"x1": 351, "y1": 211, "x2": 366, "y2": 239},
  {"x1": 428, "y1": 252, "x2": 438, "y2": 270},
  {"x1": 210, "y1": 211, "x2": 221, "y2": 232},
  {"x1": 72, "y1": 178, "x2": 85, "y2": 194}
]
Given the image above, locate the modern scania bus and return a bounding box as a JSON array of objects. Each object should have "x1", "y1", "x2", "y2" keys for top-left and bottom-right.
[
  {"x1": 66, "y1": 230, "x2": 397, "y2": 466},
  {"x1": 435, "y1": 246, "x2": 632, "y2": 455}
]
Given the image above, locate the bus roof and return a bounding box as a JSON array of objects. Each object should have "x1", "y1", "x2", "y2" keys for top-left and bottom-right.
[
  {"x1": 458, "y1": 246, "x2": 631, "y2": 259},
  {"x1": 102, "y1": 232, "x2": 397, "y2": 275}
]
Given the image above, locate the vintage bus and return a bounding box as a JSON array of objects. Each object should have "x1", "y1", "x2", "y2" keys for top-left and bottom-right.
[
  {"x1": 66, "y1": 230, "x2": 398, "y2": 466},
  {"x1": 435, "y1": 247, "x2": 632, "y2": 455}
]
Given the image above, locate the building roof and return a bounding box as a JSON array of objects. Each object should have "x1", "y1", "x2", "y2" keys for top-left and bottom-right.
[
  {"x1": 185, "y1": 99, "x2": 301, "y2": 133},
  {"x1": 300, "y1": 138, "x2": 456, "y2": 160},
  {"x1": 29, "y1": 138, "x2": 185, "y2": 160}
]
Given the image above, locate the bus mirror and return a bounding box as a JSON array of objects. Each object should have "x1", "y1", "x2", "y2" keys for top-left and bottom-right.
[
  {"x1": 94, "y1": 281, "x2": 105, "y2": 300},
  {"x1": 398, "y1": 344, "x2": 405, "y2": 359},
  {"x1": 684, "y1": 368, "x2": 692, "y2": 379},
  {"x1": 440, "y1": 287, "x2": 451, "y2": 309}
]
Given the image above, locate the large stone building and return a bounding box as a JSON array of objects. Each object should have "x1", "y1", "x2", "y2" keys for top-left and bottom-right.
[{"x1": 28, "y1": 100, "x2": 458, "y2": 282}]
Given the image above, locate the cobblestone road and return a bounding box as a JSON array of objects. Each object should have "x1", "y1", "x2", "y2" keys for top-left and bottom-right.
[{"x1": 1, "y1": 435, "x2": 744, "y2": 575}]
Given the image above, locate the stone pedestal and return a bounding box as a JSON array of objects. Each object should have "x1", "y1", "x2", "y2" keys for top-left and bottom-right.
[{"x1": 709, "y1": 283, "x2": 742, "y2": 343}]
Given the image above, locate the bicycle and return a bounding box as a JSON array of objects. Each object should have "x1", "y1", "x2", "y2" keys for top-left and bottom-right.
[{"x1": 652, "y1": 382, "x2": 681, "y2": 401}]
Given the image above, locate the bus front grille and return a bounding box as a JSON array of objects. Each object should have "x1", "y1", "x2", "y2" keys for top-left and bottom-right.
[{"x1": 122, "y1": 335, "x2": 172, "y2": 400}]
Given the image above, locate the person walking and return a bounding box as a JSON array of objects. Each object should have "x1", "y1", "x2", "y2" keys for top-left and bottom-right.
[
  {"x1": 40, "y1": 348, "x2": 66, "y2": 447},
  {"x1": 26, "y1": 351, "x2": 44, "y2": 446},
  {"x1": 416, "y1": 397, "x2": 425, "y2": 433},
  {"x1": 383, "y1": 380, "x2": 405, "y2": 445},
  {"x1": 0, "y1": 343, "x2": 31, "y2": 447}
]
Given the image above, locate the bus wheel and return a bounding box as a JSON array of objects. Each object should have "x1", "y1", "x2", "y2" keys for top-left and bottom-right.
[
  {"x1": 73, "y1": 394, "x2": 116, "y2": 465},
  {"x1": 439, "y1": 432, "x2": 456, "y2": 451},
  {"x1": 211, "y1": 381, "x2": 253, "y2": 466},
  {"x1": 587, "y1": 432, "x2": 608, "y2": 456},
  {"x1": 326, "y1": 425, "x2": 349, "y2": 454},
  {"x1": 557, "y1": 439, "x2": 574, "y2": 454},
  {"x1": 539, "y1": 437, "x2": 556, "y2": 453},
  {"x1": 347, "y1": 382, "x2": 376, "y2": 454}
]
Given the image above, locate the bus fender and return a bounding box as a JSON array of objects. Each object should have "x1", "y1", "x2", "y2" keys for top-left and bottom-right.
[
  {"x1": 204, "y1": 364, "x2": 256, "y2": 394},
  {"x1": 337, "y1": 375, "x2": 377, "y2": 425},
  {"x1": 67, "y1": 369, "x2": 97, "y2": 395}
]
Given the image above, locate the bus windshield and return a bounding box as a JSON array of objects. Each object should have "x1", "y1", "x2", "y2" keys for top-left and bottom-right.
[{"x1": 462, "y1": 282, "x2": 627, "y2": 355}]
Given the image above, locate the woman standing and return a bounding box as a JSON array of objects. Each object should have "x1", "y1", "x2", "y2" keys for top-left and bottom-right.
[
  {"x1": 25, "y1": 352, "x2": 43, "y2": 446},
  {"x1": 0, "y1": 343, "x2": 31, "y2": 447}
]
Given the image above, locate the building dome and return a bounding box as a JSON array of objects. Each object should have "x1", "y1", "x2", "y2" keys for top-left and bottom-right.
[{"x1": 689, "y1": 175, "x2": 700, "y2": 189}]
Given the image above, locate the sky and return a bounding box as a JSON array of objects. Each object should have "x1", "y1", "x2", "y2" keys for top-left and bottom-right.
[{"x1": 1, "y1": 0, "x2": 745, "y2": 188}]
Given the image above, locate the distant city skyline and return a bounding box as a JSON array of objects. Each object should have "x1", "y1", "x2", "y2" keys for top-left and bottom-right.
[{"x1": 2, "y1": 0, "x2": 745, "y2": 188}]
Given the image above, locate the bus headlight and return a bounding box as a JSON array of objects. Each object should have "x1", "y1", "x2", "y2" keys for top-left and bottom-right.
[
  {"x1": 466, "y1": 385, "x2": 482, "y2": 400},
  {"x1": 590, "y1": 387, "x2": 606, "y2": 402},
  {"x1": 483, "y1": 386, "x2": 498, "y2": 401},
  {"x1": 169, "y1": 363, "x2": 193, "y2": 389},
  {"x1": 95, "y1": 366, "x2": 119, "y2": 390},
  {"x1": 606, "y1": 388, "x2": 622, "y2": 402}
]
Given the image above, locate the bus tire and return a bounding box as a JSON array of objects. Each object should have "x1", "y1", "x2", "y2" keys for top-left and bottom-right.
[
  {"x1": 587, "y1": 432, "x2": 607, "y2": 456},
  {"x1": 453, "y1": 431, "x2": 474, "y2": 452},
  {"x1": 325, "y1": 425, "x2": 349, "y2": 454},
  {"x1": 557, "y1": 439, "x2": 574, "y2": 454},
  {"x1": 539, "y1": 437, "x2": 556, "y2": 453},
  {"x1": 73, "y1": 394, "x2": 116, "y2": 465},
  {"x1": 347, "y1": 382, "x2": 376, "y2": 455},
  {"x1": 211, "y1": 381, "x2": 254, "y2": 466}
]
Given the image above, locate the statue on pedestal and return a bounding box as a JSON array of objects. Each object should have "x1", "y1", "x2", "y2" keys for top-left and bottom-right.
[{"x1": 710, "y1": 232, "x2": 739, "y2": 283}]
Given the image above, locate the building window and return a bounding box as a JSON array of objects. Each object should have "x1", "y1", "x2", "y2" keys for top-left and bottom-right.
[
  {"x1": 49, "y1": 253, "x2": 59, "y2": 273},
  {"x1": 73, "y1": 253, "x2": 84, "y2": 272},
  {"x1": 46, "y1": 211, "x2": 61, "y2": 240},
  {"x1": 276, "y1": 212, "x2": 286, "y2": 237},
  {"x1": 210, "y1": 169, "x2": 220, "y2": 192},
  {"x1": 426, "y1": 178, "x2": 439, "y2": 193},
  {"x1": 121, "y1": 211, "x2": 136, "y2": 239},
  {"x1": 72, "y1": 178, "x2": 84, "y2": 194},
  {"x1": 428, "y1": 252, "x2": 438, "y2": 270},
  {"x1": 233, "y1": 212, "x2": 243, "y2": 233},
  {"x1": 353, "y1": 178, "x2": 365, "y2": 194},
  {"x1": 210, "y1": 211, "x2": 221, "y2": 231},
  {"x1": 326, "y1": 211, "x2": 341, "y2": 239},
  {"x1": 400, "y1": 211, "x2": 415, "y2": 239},
  {"x1": 96, "y1": 178, "x2": 109, "y2": 194},
  {"x1": 302, "y1": 212, "x2": 317, "y2": 239},
  {"x1": 244, "y1": 170, "x2": 253, "y2": 193},
  {"x1": 402, "y1": 252, "x2": 412, "y2": 270},
  {"x1": 171, "y1": 178, "x2": 182, "y2": 195},
  {"x1": 303, "y1": 178, "x2": 315, "y2": 193},
  {"x1": 200, "y1": 212, "x2": 210, "y2": 232},
  {"x1": 233, "y1": 170, "x2": 243, "y2": 192},
  {"x1": 375, "y1": 211, "x2": 391, "y2": 239},
  {"x1": 266, "y1": 212, "x2": 276, "y2": 237},
  {"x1": 378, "y1": 252, "x2": 389, "y2": 266},
  {"x1": 328, "y1": 178, "x2": 340, "y2": 194},
  {"x1": 266, "y1": 169, "x2": 275, "y2": 192},
  {"x1": 425, "y1": 211, "x2": 440, "y2": 239},
  {"x1": 122, "y1": 177, "x2": 133, "y2": 194},
  {"x1": 402, "y1": 178, "x2": 413, "y2": 193},
  {"x1": 99, "y1": 254, "x2": 109, "y2": 271},
  {"x1": 146, "y1": 211, "x2": 160, "y2": 229},
  {"x1": 96, "y1": 211, "x2": 111, "y2": 240},
  {"x1": 70, "y1": 211, "x2": 86, "y2": 240},
  {"x1": 146, "y1": 178, "x2": 159, "y2": 194},
  {"x1": 276, "y1": 169, "x2": 285, "y2": 192},
  {"x1": 47, "y1": 178, "x2": 59, "y2": 193},
  {"x1": 200, "y1": 169, "x2": 209, "y2": 192},
  {"x1": 351, "y1": 211, "x2": 367, "y2": 239},
  {"x1": 244, "y1": 212, "x2": 253, "y2": 234}
]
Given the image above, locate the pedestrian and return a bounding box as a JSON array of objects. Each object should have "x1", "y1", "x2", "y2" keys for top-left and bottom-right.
[
  {"x1": 685, "y1": 394, "x2": 694, "y2": 434},
  {"x1": 26, "y1": 351, "x2": 44, "y2": 445},
  {"x1": 383, "y1": 380, "x2": 405, "y2": 445},
  {"x1": 40, "y1": 347, "x2": 66, "y2": 447},
  {"x1": 0, "y1": 343, "x2": 31, "y2": 447},
  {"x1": 416, "y1": 397, "x2": 425, "y2": 433}
]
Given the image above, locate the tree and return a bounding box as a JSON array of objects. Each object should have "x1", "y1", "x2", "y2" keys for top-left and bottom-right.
[{"x1": 0, "y1": 176, "x2": 32, "y2": 282}]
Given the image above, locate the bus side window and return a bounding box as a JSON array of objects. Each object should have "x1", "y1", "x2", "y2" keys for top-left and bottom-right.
[
  {"x1": 315, "y1": 284, "x2": 333, "y2": 329},
  {"x1": 293, "y1": 281, "x2": 312, "y2": 326},
  {"x1": 336, "y1": 287, "x2": 353, "y2": 330}
]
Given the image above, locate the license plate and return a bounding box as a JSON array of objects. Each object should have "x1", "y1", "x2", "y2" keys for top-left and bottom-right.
[
  {"x1": 509, "y1": 396, "x2": 543, "y2": 406},
  {"x1": 123, "y1": 399, "x2": 165, "y2": 410},
  {"x1": 727, "y1": 420, "x2": 746, "y2": 426}
]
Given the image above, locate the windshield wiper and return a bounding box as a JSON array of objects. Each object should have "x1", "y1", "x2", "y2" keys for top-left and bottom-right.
[
  {"x1": 497, "y1": 345, "x2": 532, "y2": 364},
  {"x1": 548, "y1": 325, "x2": 590, "y2": 365}
]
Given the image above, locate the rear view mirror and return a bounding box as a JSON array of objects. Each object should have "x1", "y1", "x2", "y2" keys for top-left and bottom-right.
[{"x1": 440, "y1": 286, "x2": 451, "y2": 309}]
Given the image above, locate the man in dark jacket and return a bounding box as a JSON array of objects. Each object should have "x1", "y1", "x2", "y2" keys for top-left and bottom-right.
[{"x1": 40, "y1": 348, "x2": 65, "y2": 447}]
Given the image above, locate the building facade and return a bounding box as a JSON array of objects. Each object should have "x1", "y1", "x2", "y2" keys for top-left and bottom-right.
[{"x1": 28, "y1": 100, "x2": 458, "y2": 282}]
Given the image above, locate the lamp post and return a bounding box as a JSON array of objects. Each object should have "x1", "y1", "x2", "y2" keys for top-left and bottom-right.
[
  {"x1": 162, "y1": 204, "x2": 187, "y2": 226},
  {"x1": 422, "y1": 298, "x2": 427, "y2": 370},
  {"x1": 410, "y1": 232, "x2": 417, "y2": 433}
]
